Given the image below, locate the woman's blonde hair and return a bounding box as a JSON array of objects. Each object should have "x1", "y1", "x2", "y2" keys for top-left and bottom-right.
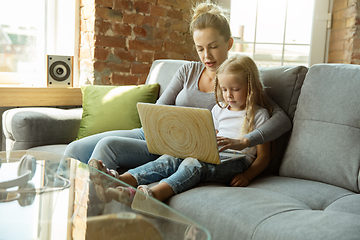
[
  {"x1": 190, "y1": 1, "x2": 231, "y2": 41},
  {"x1": 214, "y1": 54, "x2": 272, "y2": 136}
]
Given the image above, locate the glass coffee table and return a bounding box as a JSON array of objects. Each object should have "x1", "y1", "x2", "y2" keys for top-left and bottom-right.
[{"x1": 0, "y1": 150, "x2": 210, "y2": 240}]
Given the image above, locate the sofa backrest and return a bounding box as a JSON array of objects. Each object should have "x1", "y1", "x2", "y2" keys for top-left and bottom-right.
[
  {"x1": 146, "y1": 60, "x2": 307, "y2": 117},
  {"x1": 259, "y1": 66, "x2": 308, "y2": 121},
  {"x1": 145, "y1": 59, "x2": 189, "y2": 96},
  {"x1": 280, "y1": 64, "x2": 360, "y2": 193},
  {"x1": 145, "y1": 59, "x2": 308, "y2": 174},
  {"x1": 259, "y1": 65, "x2": 308, "y2": 174}
]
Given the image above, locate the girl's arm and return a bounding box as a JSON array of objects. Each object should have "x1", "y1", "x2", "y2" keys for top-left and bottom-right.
[
  {"x1": 243, "y1": 95, "x2": 292, "y2": 147},
  {"x1": 230, "y1": 141, "x2": 271, "y2": 187},
  {"x1": 218, "y1": 96, "x2": 291, "y2": 152}
]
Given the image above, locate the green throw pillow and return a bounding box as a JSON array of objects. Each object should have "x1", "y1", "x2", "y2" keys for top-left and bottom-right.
[{"x1": 77, "y1": 83, "x2": 160, "y2": 139}]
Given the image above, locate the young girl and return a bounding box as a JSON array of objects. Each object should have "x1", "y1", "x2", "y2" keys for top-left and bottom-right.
[{"x1": 90, "y1": 54, "x2": 272, "y2": 204}]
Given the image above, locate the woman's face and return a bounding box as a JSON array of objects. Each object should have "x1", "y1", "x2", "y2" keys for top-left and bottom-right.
[{"x1": 193, "y1": 28, "x2": 233, "y2": 73}]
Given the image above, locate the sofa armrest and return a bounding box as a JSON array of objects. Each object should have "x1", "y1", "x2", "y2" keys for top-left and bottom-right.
[{"x1": 2, "y1": 107, "x2": 83, "y2": 151}]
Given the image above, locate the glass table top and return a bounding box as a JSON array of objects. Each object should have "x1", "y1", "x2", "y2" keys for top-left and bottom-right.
[{"x1": 0, "y1": 150, "x2": 210, "y2": 240}]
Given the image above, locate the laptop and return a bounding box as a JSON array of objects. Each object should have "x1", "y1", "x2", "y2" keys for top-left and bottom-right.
[{"x1": 137, "y1": 102, "x2": 246, "y2": 165}]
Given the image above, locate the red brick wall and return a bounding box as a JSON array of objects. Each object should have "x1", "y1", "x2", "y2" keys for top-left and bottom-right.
[
  {"x1": 79, "y1": 0, "x2": 199, "y2": 86},
  {"x1": 328, "y1": 0, "x2": 359, "y2": 64}
]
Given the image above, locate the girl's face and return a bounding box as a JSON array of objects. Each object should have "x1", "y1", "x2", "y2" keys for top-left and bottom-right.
[
  {"x1": 218, "y1": 73, "x2": 248, "y2": 111},
  {"x1": 193, "y1": 28, "x2": 233, "y2": 74}
]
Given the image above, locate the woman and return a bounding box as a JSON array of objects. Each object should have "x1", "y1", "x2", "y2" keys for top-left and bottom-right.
[{"x1": 64, "y1": 2, "x2": 291, "y2": 171}]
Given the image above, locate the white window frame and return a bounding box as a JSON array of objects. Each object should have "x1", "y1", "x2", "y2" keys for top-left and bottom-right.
[
  {"x1": 218, "y1": 0, "x2": 332, "y2": 67},
  {"x1": 0, "y1": 0, "x2": 79, "y2": 87},
  {"x1": 309, "y1": 0, "x2": 333, "y2": 65}
]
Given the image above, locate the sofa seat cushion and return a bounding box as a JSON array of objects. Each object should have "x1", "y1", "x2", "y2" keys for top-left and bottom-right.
[
  {"x1": 249, "y1": 175, "x2": 355, "y2": 211},
  {"x1": 252, "y1": 209, "x2": 360, "y2": 240},
  {"x1": 168, "y1": 185, "x2": 311, "y2": 240},
  {"x1": 167, "y1": 175, "x2": 360, "y2": 240}
]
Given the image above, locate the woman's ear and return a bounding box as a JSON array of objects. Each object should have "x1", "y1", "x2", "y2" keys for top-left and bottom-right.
[{"x1": 228, "y1": 37, "x2": 234, "y2": 50}]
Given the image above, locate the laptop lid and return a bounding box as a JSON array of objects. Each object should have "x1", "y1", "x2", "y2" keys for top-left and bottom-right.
[{"x1": 137, "y1": 102, "x2": 222, "y2": 164}]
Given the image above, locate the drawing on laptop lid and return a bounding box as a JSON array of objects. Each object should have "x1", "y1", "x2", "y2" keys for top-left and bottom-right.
[{"x1": 137, "y1": 102, "x2": 246, "y2": 165}]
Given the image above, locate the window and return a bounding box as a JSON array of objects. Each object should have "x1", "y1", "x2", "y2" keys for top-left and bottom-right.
[
  {"x1": 223, "y1": 0, "x2": 332, "y2": 67},
  {"x1": 0, "y1": 0, "x2": 77, "y2": 86}
]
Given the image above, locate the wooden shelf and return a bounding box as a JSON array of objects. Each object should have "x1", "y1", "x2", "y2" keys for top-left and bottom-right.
[{"x1": 0, "y1": 87, "x2": 82, "y2": 107}]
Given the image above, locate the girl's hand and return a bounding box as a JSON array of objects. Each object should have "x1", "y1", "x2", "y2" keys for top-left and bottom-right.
[
  {"x1": 217, "y1": 136, "x2": 250, "y2": 152},
  {"x1": 230, "y1": 173, "x2": 249, "y2": 187}
]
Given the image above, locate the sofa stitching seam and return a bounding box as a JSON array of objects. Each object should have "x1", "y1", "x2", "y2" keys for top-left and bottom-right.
[
  {"x1": 324, "y1": 192, "x2": 357, "y2": 210},
  {"x1": 294, "y1": 118, "x2": 360, "y2": 129}
]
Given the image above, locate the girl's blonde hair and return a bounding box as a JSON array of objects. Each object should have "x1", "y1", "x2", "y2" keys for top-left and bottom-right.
[
  {"x1": 215, "y1": 54, "x2": 272, "y2": 136},
  {"x1": 190, "y1": 1, "x2": 231, "y2": 41}
]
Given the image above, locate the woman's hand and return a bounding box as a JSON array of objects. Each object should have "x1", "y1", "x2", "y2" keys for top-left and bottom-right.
[
  {"x1": 230, "y1": 173, "x2": 249, "y2": 187},
  {"x1": 217, "y1": 136, "x2": 250, "y2": 152}
]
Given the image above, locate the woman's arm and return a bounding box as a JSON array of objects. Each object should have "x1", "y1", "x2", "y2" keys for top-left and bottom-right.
[
  {"x1": 230, "y1": 141, "x2": 271, "y2": 187},
  {"x1": 243, "y1": 95, "x2": 292, "y2": 147}
]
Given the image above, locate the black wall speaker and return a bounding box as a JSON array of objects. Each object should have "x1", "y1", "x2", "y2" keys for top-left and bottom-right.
[{"x1": 47, "y1": 55, "x2": 73, "y2": 87}]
